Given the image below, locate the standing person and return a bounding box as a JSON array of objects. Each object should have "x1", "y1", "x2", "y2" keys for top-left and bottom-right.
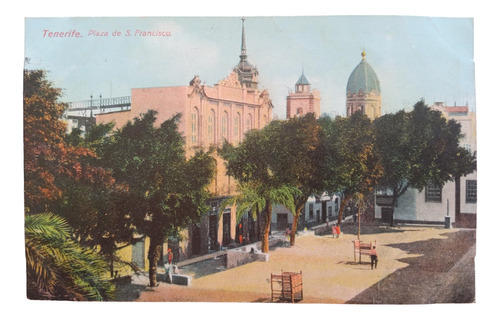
[
  {"x1": 237, "y1": 223, "x2": 243, "y2": 244},
  {"x1": 332, "y1": 224, "x2": 340, "y2": 238},
  {"x1": 167, "y1": 248, "x2": 173, "y2": 265},
  {"x1": 369, "y1": 245, "x2": 378, "y2": 270}
]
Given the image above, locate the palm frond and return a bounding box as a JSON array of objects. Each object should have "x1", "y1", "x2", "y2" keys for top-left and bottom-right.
[{"x1": 25, "y1": 213, "x2": 115, "y2": 301}]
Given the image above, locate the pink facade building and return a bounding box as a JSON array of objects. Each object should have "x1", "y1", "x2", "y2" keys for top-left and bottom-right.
[{"x1": 97, "y1": 18, "x2": 273, "y2": 259}]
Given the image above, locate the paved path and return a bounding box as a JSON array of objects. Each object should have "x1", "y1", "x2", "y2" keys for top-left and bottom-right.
[
  {"x1": 346, "y1": 228, "x2": 476, "y2": 304},
  {"x1": 115, "y1": 223, "x2": 476, "y2": 304}
]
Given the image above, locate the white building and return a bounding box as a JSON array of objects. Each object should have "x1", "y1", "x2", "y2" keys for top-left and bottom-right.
[
  {"x1": 374, "y1": 103, "x2": 477, "y2": 226},
  {"x1": 272, "y1": 193, "x2": 341, "y2": 231}
]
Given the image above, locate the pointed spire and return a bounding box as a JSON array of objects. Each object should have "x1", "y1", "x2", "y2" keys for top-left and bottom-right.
[
  {"x1": 361, "y1": 49, "x2": 367, "y2": 60},
  {"x1": 234, "y1": 17, "x2": 259, "y2": 90},
  {"x1": 240, "y1": 17, "x2": 247, "y2": 58}
]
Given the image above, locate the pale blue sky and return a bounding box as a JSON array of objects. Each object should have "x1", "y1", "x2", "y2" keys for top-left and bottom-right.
[{"x1": 24, "y1": 16, "x2": 475, "y2": 119}]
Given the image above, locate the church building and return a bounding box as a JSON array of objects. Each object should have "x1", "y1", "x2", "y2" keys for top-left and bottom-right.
[
  {"x1": 344, "y1": 51, "x2": 476, "y2": 227},
  {"x1": 97, "y1": 18, "x2": 273, "y2": 264},
  {"x1": 346, "y1": 50, "x2": 381, "y2": 120}
]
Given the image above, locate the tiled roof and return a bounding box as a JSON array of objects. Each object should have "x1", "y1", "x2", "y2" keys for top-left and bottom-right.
[
  {"x1": 296, "y1": 72, "x2": 310, "y2": 86},
  {"x1": 445, "y1": 106, "x2": 468, "y2": 113}
]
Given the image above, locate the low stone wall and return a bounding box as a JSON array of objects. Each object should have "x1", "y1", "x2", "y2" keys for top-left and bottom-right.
[{"x1": 226, "y1": 245, "x2": 269, "y2": 269}]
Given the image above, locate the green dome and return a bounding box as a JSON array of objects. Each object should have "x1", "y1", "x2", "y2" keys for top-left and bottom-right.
[{"x1": 346, "y1": 52, "x2": 381, "y2": 95}]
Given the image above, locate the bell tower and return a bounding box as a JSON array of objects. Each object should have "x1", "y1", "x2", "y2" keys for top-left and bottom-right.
[
  {"x1": 233, "y1": 18, "x2": 259, "y2": 91},
  {"x1": 286, "y1": 70, "x2": 321, "y2": 119}
]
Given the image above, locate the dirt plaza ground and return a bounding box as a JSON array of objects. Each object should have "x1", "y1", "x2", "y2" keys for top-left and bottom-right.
[{"x1": 116, "y1": 222, "x2": 476, "y2": 304}]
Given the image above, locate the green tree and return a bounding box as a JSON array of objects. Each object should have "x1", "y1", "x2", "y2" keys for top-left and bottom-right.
[
  {"x1": 24, "y1": 69, "x2": 113, "y2": 214},
  {"x1": 219, "y1": 125, "x2": 297, "y2": 253},
  {"x1": 373, "y1": 100, "x2": 475, "y2": 225},
  {"x1": 56, "y1": 123, "x2": 135, "y2": 277},
  {"x1": 220, "y1": 182, "x2": 297, "y2": 252},
  {"x1": 102, "y1": 110, "x2": 215, "y2": 287},
  {"x1": 320, "y1": 112, "x2": 383, "y2": 226},
  {"x1": 266, "y1": 114, "x2": 327, "y2": 246},
  {"x1": 25, "y1": 213, "x2": 114, "y2": 301},
  {"x1": 24, "y1": 69, "x2": 124, "y2": 291}
]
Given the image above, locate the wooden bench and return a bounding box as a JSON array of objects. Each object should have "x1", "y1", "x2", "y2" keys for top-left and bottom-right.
[
  {"x1": 353, "y1": 240, "x2": 375, "y2": 263},
  {"x1": 270, "y1": 270, "x2": 303, "y2": 303}
]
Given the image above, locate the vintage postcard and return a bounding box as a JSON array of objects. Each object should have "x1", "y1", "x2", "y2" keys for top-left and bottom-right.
[{"x1": 23, "y1": 13, "x2": 477, "y2": 311}]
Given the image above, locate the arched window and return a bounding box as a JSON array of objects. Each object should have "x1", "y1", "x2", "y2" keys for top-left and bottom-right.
[
  {"x1": 191, "y1": 107, "x2": 199, "y2": 145},
  {"x1": 234, "y1": 113, "x2": 241, "y2": 143},
  {"x1": 221, "y1": 111, "x2": 228, "y2": 141},
  {"x1": 246, "y1": 113, "x2": 253, "y2": 132},
  {"x1": 207, "y1": 109, "x2": 215, "y2": 144}
]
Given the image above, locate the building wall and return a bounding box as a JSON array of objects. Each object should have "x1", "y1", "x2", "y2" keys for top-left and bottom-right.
[
  {"x1": 97, "y1": 110, "x2": 133, "y2": 129},
  {"x1": 272, "y1": 195, "x2": 339, "y2": 230},
  {"x1": 286, "y1": 90, "x2": 321, "y2": 119},
  {"x1": 131, "y1": 86, "x2": 189, "y2": 135},
  {"x1": 432, "y1": 103, "x2": 477, "y2": 216},
  {"x1": 375, "y1": 188, "x2": 417, "y2": 221},
  {"x1": 461, "y1": 172, "x2": 477, "y2": 214},
  {"x1": 96, "y1": 74, "x2": 273, "y2": 260},
  {"x1": 374, "y1": 104, "x2": 476, "y2": 225},
  {"x1": 346, "y1": 91, "x2": 381, "y2": 120},
  {"x1": 415, "y1": 182, "x2": 456, "y2": 223},
  {"x1": 375, "y1": 181, "x2": 456, "y2": 223}
]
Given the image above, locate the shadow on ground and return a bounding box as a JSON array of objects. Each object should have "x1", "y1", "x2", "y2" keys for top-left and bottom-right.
[
  {"x1": 114, "y1": 273, "x2": 164, "y2": 301},
  {"x1": 313, "y1": 221, "x2": 425, "y2": 237},
  {"x1": 341, "y1": 221, "x2": 422, "y2": 236},
  {"x1": 346, "y1": 229, "x2": 476, "y2": 304},
  {"x1": 178, "y1": 255, "x2": 227, "y2": 279}
]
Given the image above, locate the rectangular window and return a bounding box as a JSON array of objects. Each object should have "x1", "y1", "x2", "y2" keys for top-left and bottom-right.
[
  {"x1": 425, "y1": 184, "x2": 442, "y2": 202},
  {"x1": 466, "y1": 180, "x2": 477, "y2": 203},
  {"x1": 308, "y1": 203, "x2": 314, "y2": 220}
]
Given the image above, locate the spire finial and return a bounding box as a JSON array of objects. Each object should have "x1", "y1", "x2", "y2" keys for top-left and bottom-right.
[
  {"x1": 361, "y1": 49, "x2": 366, "y2": 60},
  {"x1": 241, "y1": 17, "x2": 247, "y2": 56}
]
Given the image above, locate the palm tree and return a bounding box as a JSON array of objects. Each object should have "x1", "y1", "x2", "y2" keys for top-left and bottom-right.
[
  {"x1": 220, "y1": 182, "x2": 298, "y2": 253},
  {"x1": 25, "y1": 213, "x2": 115, "y2": 300}
]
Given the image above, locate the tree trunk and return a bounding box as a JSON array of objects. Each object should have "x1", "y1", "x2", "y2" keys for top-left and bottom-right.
[
  {"x1": 147, "y1": 236, "x2": 162, "y2": 287},
  {"x1": 290, "y1": 197, "x2": 307, "y2": 247},
  {"x1": 389, "y1": 184, "x2": 408, "y2": 227},
  {"x1": 337, "y1": 194, "x2": 351, "y2": 226},
  {"x1": 290, "y1": 201, "x2": 305, "y2": 247},
  {"x1": 389, "y1": 195, "x2": 398, "y2": 227},
  {"x1": 100, "y1": 239, "x2": 115, "y2": 278},
  {"x1": 261, "y1": 201, "x2": 272, "y2": 253},
  {"x1": 357, "y1": 195, "x2": 363, "y2": 240}
]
